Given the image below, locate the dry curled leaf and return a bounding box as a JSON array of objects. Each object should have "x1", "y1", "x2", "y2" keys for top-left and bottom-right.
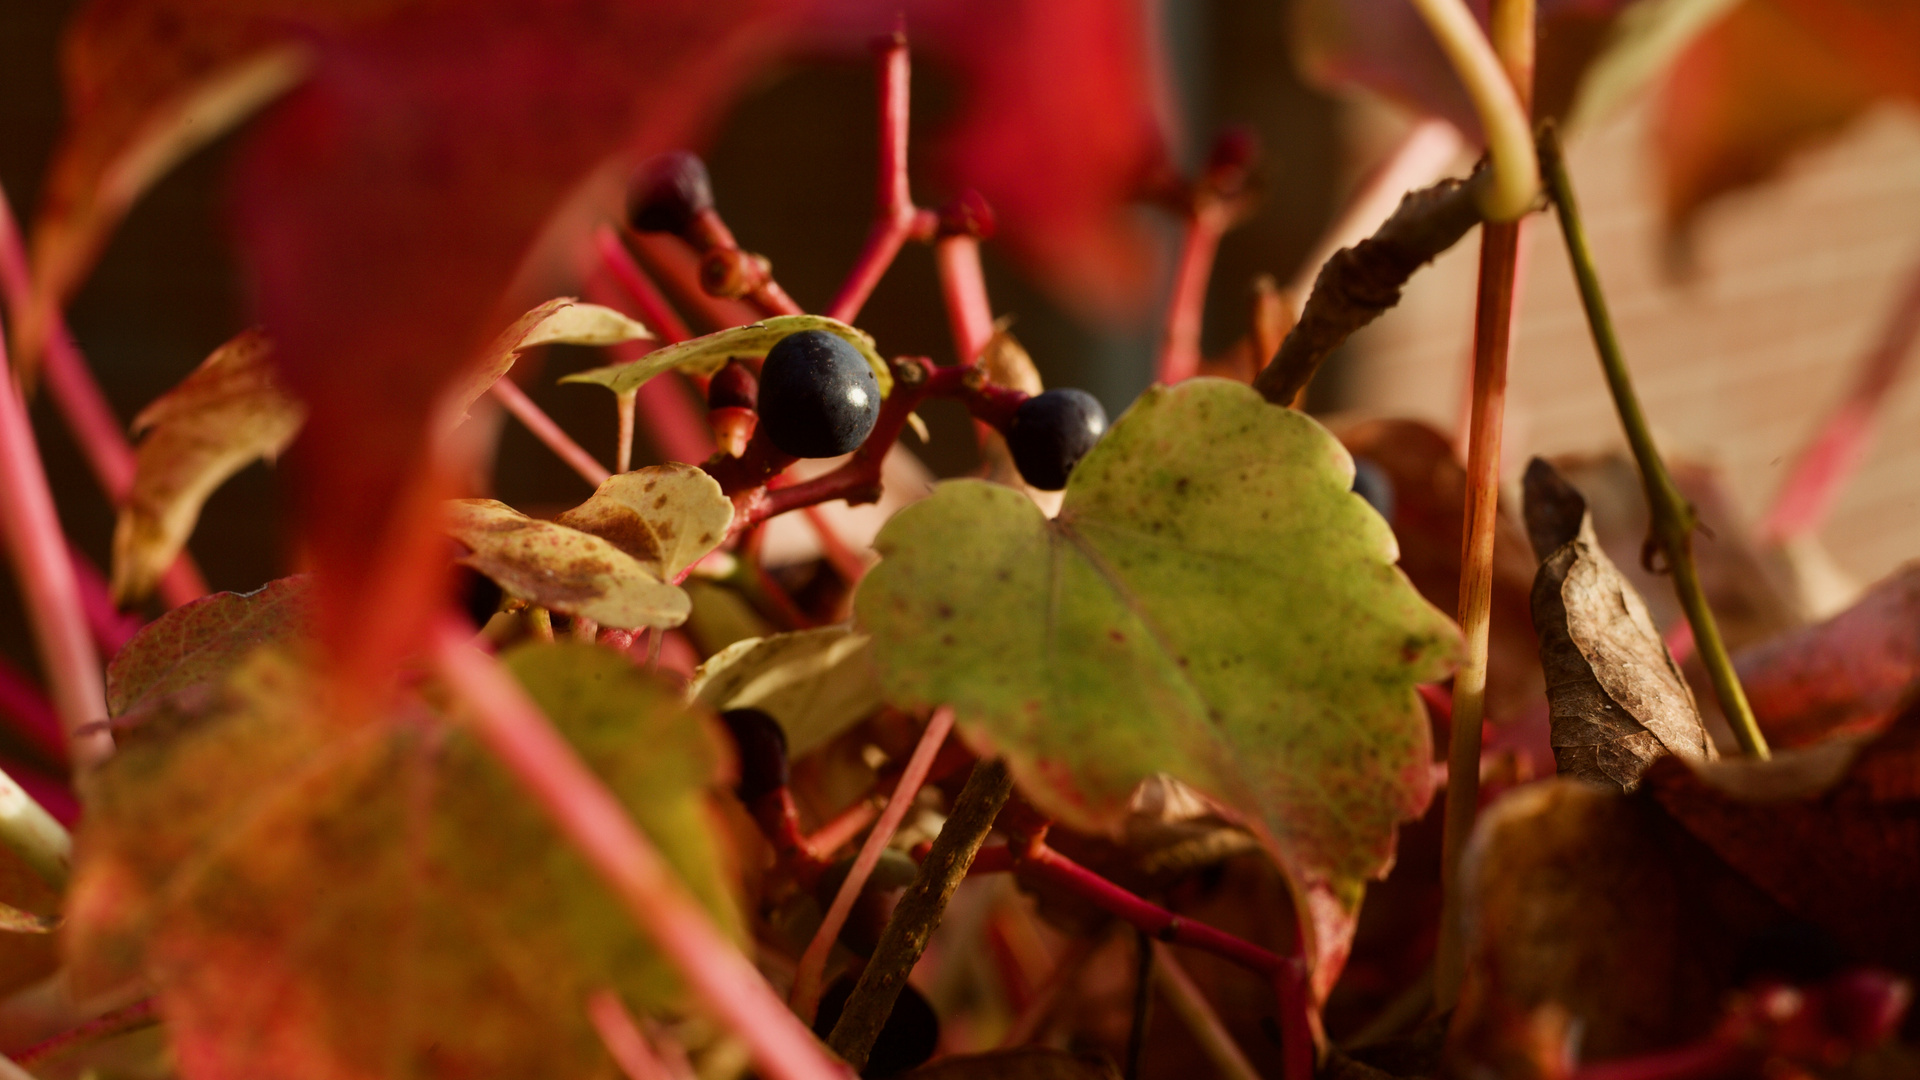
[
  {"x1": 553, "y1": 464, "x2": 732, "y2": 582},
  {"x1": 1523, "y1": 458, "x2": 1714, "y2": 790},
  {"x1": 446, "y1": 499, "x2": 689, "y2": 631},
  {"x1": 111, "y1": 329, "x2": 305, "y2": 604}
]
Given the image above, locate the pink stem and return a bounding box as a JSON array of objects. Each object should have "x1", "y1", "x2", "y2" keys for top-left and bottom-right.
[
  {"x1": 431, "y1": 623, "x2": 851, "y2": 1080},
  {"x1": 67, "y1": 545, "x2": 141, "y2": 656},
  {"x1": 490, "y1": 379, "x2": 611, "y2": 486},
  {"x1": 582, "y1": 277, "x2": 715, "y2": 466},
  {"x1": 587, "y1": 988, "x2": 693, "y2": 1080},
  {"x1": 935, "y1": 236, "x2": 995, "y2": 365},
  {"x1": 627, "y1": 235, "x2": 764, "y2": 333},
  {"x1": 803, "y1": 798, "x2": 881, "y2": 860},
  {"x1": 595, "y1": 227, "x2": 692, "y2": 344},
  {"x1": 791, "y1": 706, "x2": 954, "y2": 1021},
  {"x1": 824, "y1": 29, "x2": 936, "y2": 325},
  {"x1": 0, "y1": 327, "x2": 111, "y2": 766},
  {"x1": 1157, "y1": 209, "x2": 1228, "y2": 385},
  {"x1": 0, "y1": 182, "x2": 207, "y2": 610},
  {"x1": 1760, "y1": 250, "x2": 1920, "y2": 543}
]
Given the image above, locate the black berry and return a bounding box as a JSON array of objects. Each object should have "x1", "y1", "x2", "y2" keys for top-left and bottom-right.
[
  {"x1": 453, "y1": 564, "x2": 504, "y2": 629},
  {"x1": 719, "y1": 708, "x2": 789, "y2": 802},
  {"x1": 1351, "y1": 456, "x2": 1395, "y2": 521},
  {"x1": 757, "y1": 330, "x2": 882, "y2": 458},
  {"x1": 1007, "y1": 388, "x2": 1107, "y2": 491},
  {"x1": 812, "y1": 976, "x2": 939, "y2": 1078},
  {"x1": 627, "y1": 151, "x2": 713, "y2": 235}
]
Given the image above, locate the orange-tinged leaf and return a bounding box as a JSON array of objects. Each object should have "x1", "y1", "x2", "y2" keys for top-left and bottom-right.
[
  {"x1": 1655, "y1": 0, "x2": 1883, "y2": 232},
  {"x1": 453, "y1": 297, "x2": 652, "y2": 420},
  {"x1": 105, "y1": 575, "x2": 315, "y2": 718},
  {"x1": 554, "y1": 464, "x2": 733, "y2": 582},
  {"x1": 70, "y1": 641, "x2": 741, "y2": 1079},
  {"x1": 855, "y1": 380, "x2": 1461, "y2": 996},
  {"x1": 447, "y1": 499, "x2": 691, "y2": 631},
  {"x1": 110, "y1": 329, "x2": 305, "y2": 604}
]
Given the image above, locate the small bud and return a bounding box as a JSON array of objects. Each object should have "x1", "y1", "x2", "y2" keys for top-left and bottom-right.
[
  {"x1": 707, "y1": 358, "x2": 758, "y2": 411},
  {"x1": 627, "y1": 151, "x2": 714, "y2": 235},
  {"x1": 709, "y1": 407, "x2": 758, "y2": 458},
  {"x1": 699, "y1": 248, "x2": 771, "y2": 299},
  {"x1": 937, "y1": 189, "x2": 997, "y2": 241}
]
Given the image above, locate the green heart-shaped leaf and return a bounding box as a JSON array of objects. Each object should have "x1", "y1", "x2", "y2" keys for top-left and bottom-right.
[{"x1": 854, "y1": 379, "x2": 1459, "y2": 984}]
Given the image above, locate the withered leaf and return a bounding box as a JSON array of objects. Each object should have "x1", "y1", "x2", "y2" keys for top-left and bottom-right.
[
  {"x1": 553, "y1": 464, "x2": 732, "y2": 582},
  {"x1": 1737, "y1": 563, "x2": 1920, "y2": 749},
  {"x1": 447, "y1": 499, "x2": 689, "y2": 630},
  {"x1": 1451, "y1": 779, "x2": 1790, "y2": 1069},
  {"x1": 1644, "y1": 697, "x2": 1920, "y2": 978},
  {"x1": 111, "y1": 329, "x2": 305, "y2": 603},
  {"x1": 68, "y1": 643, "x2": 742, "y2": 1079},
  {"x1": 106, "y1": 576, "x2": 315, "y2": 719},
  {"x1": 1523, "y1": 458, "x2": 1714, "y2": 790}
]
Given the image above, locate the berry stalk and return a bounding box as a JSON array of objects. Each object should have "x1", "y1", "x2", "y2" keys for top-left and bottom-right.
[
  {"x1": 826, "y1": 29, "x2": 939, "y2": 325},
  {"x1": 489, "y1": 378, "x2": 610, "y2": 486}
]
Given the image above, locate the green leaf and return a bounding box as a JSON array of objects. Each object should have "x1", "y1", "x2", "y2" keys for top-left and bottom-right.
[
  {"x1": 68, "y1": 642, "x2": 740, "y2": 1078},
  {"x1": 561, "y1": 314, "x2": 892, "y2": 398},
  {"x1": 555, "y1": 464, "x2": 734, "y2": 581},
  {"x1": 688, "y1": 625, "x2": 883, "y2": 758},
  {"x1": 853, "y1": 379, "x2": 1459, "y2": 983},
  {"x1": 454, "y1": 297, "x2": 654, "y2": 417},
  {"x1": 106, "y1": 575, "x2": 315, "y2": 718},
  {"x1": 110, "y1": 330, "x2": 306, "y2": 603},
  {"x1": 447, "y1": 499, "x2": 690, "y2": 630}
]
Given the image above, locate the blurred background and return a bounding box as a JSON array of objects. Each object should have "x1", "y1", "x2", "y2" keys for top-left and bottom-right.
[{"x1": 2, "y1": 0, "x2": 1917, "y2": 675}]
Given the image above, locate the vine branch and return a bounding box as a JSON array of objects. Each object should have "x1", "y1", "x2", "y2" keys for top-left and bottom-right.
[{"x1": 1538, "y1": 127, "x2": 1767, "y2": 758}]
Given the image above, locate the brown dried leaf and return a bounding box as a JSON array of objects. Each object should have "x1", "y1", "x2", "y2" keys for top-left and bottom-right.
[
  {"x1": 1737, "y1": 563, "x2": 1920, "y2": 749},
  {"x1": 1644, "y1": 698, "x2": 1920, "y2": 978},
  {"x1": 1524, "y1": 459, "x2": 1714, "y2": 790},
  {"x1": 1450, "y1": 779, "x2": 1789, "y2": 1069},
  {"x1": 111, "y1": 329, "x2": 305, "y2": 603},
  {"x1": 553, "y1": 465, "x2": 730, "y2": 582},
  {"x1": 447, "y1": 499, "x2": 689, "y2": 630}
]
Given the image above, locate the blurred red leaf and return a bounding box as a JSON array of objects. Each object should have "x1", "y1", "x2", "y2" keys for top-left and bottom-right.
[
  {"x1": 40, "y1": 0, "x2": 1173, "y2": 686},
  {"x1": 1737, "y1": 563, "x2": 1920, "y2": 750}
]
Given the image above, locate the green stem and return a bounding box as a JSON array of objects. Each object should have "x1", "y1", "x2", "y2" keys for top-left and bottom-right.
[
  {"x1": 1538, "y1": 128, "x2": 1768, "y2": 758},
  {"x1": 1405, "y1": 0, "x2": 1538, "y2": 220}
]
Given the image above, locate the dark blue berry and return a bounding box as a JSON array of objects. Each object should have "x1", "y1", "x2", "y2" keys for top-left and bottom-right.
[
  {"x1": 812, "y1": 976, "x2": 939, "y2": 1078},
  {"x1": 719, "y1": 708, "x2": 789, "y2": 802},
  {"x1": 757, "y1": 330, "x2": 882, "y2": 458},
  {"x1": 1007, "y1": 388, "x2": 1107, "y2": 491},
  {"x1": 1351, "y1": 456, "x2": 1395, "y2": 521},
  {"x1": 627, "y1": 151, "x2": 713, "y2": 235}
]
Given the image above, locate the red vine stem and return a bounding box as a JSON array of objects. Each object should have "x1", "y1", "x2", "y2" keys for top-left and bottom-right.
[
  {"x1": 12, "y1": 995, "x2": 159, "y2": 1067},
  {"x1": 1156, "y1": 208, "x2": 1228, "y2": 385},
  {"x1": 791, "y1": 706, "x2": 954, "y2": 1021},
  {"x1": 596, "y1": 226, "x2": 693, "y2": 344},
  {"x1": 0, "y1": 182, "x2": 207, "y2": 608},
  {"x1": 431, "y1": 623, "x2": 851, "y2": 1080},
  {"x1": 936, "y1": 235, "x2": 995, "y2": 364},
  {"x1": 1152, "y1": 943, "x2": 1263, "y2": 1080},
  {"x1": 826, "y1": 28, "x2": 939, "y2": 325},
  {"x1": 0, "y1": 317, "x2": 112, "y2": 769},
  {"x1": 1760, "y1": 248, "x2": 1920, "y2": 544},
  {"x1": 804, "y1": 797, "x2": 880, "y2": 860},
  {"x1": 489, "y1": 378, "x2": 611, "y2": 486}
]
